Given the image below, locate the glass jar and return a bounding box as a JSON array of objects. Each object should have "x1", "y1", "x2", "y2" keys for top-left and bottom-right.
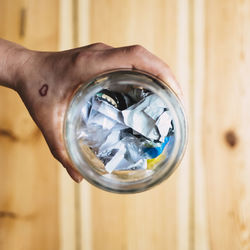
[{"x1": 64, "y1": 69, "x2": 188, "y2": 193}]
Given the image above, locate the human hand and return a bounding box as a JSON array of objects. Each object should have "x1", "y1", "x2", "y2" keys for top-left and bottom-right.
[{"x1": 13, "y1": 43, "x2": 181, "y2": 182}]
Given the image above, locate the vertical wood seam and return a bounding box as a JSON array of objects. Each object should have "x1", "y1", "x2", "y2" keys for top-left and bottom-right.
[
  {"x1": 189, "y1": 0, "x2": 195, "y2": 249},
  {"x1": 59, "y1": 1, "x2": 77, "y2": 250},
  {"x1": 76, "y1": 1, "x2": 92, "y2": 250},
  {"x1": 73, "y1": 0, "x2": 79, "y2": 47},
  {"x1": 191, "y1": 0, "x2": 210, "y2": 249},
  {"x1": 176, "y1": 0, "x2": 191, "y2": 250}
]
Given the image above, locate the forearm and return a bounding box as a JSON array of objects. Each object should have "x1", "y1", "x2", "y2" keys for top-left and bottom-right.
[{"x1": 0, "y1": 38, "x2": 31, "y2": 90}]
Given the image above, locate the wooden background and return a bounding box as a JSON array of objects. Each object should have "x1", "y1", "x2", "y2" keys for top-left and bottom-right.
[{"x1": 0, "y1": 0, "x2": 250, "y2": 250}]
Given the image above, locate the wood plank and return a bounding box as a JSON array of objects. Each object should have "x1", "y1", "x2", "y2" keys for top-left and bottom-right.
[
  {"x1": 190, "y1": 0, "x2": 210, "y2": 249},
  {"x1": 202, "y1": 0, "x2": 250, "y2": 249},
  {"x1": 176, "y1": 1, "x2": 191, "y2": 250},
  {"x1": 57, "y1": 1, "x2": 78, "y2": 250},
  {"x1": 0, "y1": 0, "x2": 60, "y2": 249},
  {"x1": 75, "y1": 2, "x2": 93, "y2": 250},
  {"x1": 76, "y1": 1, "x2": 191, "y2": 250}
]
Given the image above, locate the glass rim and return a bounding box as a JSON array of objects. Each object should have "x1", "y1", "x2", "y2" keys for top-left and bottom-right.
[{"x1": 63, "y1": 69, "x2": 188, "y2": 193}]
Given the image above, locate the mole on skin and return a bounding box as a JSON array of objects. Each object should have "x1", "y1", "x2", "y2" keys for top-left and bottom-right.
[{"x1": 39, "y1": 84, "x2": 48, "y2": 96}]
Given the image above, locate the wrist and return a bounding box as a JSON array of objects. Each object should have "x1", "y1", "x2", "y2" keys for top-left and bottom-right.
[{"x1": 14, "y1": 48, "x2": 37, "y2": 92}]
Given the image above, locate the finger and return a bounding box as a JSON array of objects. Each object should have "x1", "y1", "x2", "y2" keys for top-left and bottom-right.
[
  {"x1": 59, "y1": 155, "x2": 84, "y2": 183},
  {"x1": 66, "y1": 166, "x2": 83, "y2": 183},
  {"x1": 49, "y1": 144, "x2": 84, "y2": 183}
]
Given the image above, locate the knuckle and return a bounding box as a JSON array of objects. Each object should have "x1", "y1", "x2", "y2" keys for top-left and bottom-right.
[
  {"x1": 127, "y1": 44, "x2": 145, "y2": 55},
  {"x1": 89, "y1": 42, "x2": 108, "y2": 49},
  {"x1": 94, "y1": 42, "x2": 106, "y2": 47}
]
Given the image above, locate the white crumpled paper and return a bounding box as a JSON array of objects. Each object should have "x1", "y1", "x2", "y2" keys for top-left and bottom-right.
[{"x1": 78, "y1": 92, "x2": 173, "y2": 173}]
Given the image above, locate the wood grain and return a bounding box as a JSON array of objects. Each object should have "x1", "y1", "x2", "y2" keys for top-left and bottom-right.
[
  {"x1": 202, "y1": 0, "x2": 250, "y2": 249},
  {"x1": 191, "y1": 0, "x2": 210, "y2": 249},
  {"x1": 76, "y1": 1, "x2": 191, "y2": 250},
  {"x1": 0, "y1": 1, "x2": 60, "y2": 250},
  {"x1": 2, "y1": 0, "x2": 250, "y2": 249}
]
